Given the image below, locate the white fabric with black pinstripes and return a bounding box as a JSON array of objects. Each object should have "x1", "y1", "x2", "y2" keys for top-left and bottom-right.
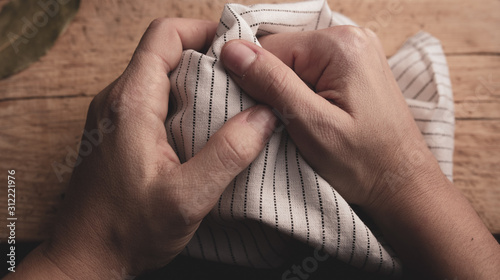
[{"x1": 165, "y1": 0, "x2": 454, "y2": 276}]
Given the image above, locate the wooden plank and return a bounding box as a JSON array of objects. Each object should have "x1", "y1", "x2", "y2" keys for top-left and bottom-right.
[
  {"x1": 454, "y1": 120, "x2": 500, "y2": 233},
  {"x1": 341, "y1": 0, "x2": 500, "y2": 55},
  {"x1": 448, "y1": 55, "x2": 500, "y2": 119},
  {"x1": 0, "y1": 97, "x2": 91, "y2": 240},
  {"x1": 0, "y1": 0, "x2": 499, "y2": 101}
]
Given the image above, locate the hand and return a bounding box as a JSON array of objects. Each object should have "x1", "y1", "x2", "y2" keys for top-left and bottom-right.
[
  {"x1": 221, "y1": 26, "x2": 440, "y2": 208},
  {"x1": 220, "y1": 26, "x2": 500, "y2": 279},
  {"x1": 7, "y1": 18, "x2": 277, "y2": 279}
]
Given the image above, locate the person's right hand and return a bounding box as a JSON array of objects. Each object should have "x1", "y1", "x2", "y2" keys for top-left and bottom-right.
[
  {"x1": 220, "y1": 26, "x2": 500, "y2": 279},
  {"x1": 220, "y1": 26, "x2": 443, "y2": 208}
]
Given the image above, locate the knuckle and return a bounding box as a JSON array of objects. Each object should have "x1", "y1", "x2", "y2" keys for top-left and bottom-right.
[
  {"x1": 326, "y1": 25, "x2": 370, "y2": 55},
  {"x1": 94, "y1": 78, "x2": 136, "y2": 122},
  {"x1": 87, "y1": 81, "x2": 120, "y2": 121},
  {"x1": 362, "y1": 27, "x2": 378, "y2": 38},
  {"x1": 335, "y1": 25, "x2": 366, "y2": 40},
  {"x1": 146, "y1": 18, "x2": 181, "y2": 41},
  {"x1": 341, "y1": 26, "x2": 370, "y2": 52},
  {"x1": 215, "y1": 131, "x2": 252, "y2": 175},
  {"x1": 148, "y1": 17, "x2": 173, "y2": 30},
  {"x1": 102, "y1": 82, "x2": 126, "y2": 116},
  {"x1": 262, "y1": 63, "x2": 290, "y2": 105}
]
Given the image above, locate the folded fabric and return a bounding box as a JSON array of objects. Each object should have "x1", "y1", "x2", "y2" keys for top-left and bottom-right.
[{"x1": 165, "y1": 0, "x2": 454, "y2": 276}]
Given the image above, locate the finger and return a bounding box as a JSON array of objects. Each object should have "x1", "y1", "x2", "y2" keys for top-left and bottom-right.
[
  {"x1": 180, "y1": 105, "x2": 277, "y2": 196},
  {"x1": 220, "y1": 39, "x2": 347, "y2": 132},
  {"x1": 258, "y1": 31, "x2": 351, "y2": 107},
  {"x1": 132, "y1": 18, "x2": 217, "y2": 74},
  {"x1": 258, "y1": 32, "x2": 325, "y2": 88},
  {"x1": 256, "y1": 27, "x2": 393, "y2": 113},
  {"x1": 89, "y1": 19, "x2": 217, "y2": 168},
  {"x1": 258, "y1": 28, "x2": 366, "y2": 91},
  {"x1": 122, "y1": 18, "x2": 217, "y2": 120}
]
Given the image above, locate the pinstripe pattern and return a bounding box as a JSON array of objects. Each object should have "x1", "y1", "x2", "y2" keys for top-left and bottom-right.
[{"x1": 165, "y1": 0, "x2": 454, "y2": 276}]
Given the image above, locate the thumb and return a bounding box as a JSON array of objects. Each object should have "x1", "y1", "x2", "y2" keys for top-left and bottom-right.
[
  {"x1": 178, "y1": 105, "x2": 277, "y2": 215},
  {"x1": 221, "y1": 40, "x2": 338, "y2": 128}
]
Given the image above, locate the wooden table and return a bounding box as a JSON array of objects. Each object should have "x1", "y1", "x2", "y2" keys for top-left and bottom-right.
[{"x1": 0, "y1": 0, "x2": 499, "y2": 241}]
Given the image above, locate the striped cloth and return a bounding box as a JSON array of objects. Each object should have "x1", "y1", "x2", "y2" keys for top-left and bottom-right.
[{"x1": 165, "y1": 0, "x2": 454, "y2": 276}]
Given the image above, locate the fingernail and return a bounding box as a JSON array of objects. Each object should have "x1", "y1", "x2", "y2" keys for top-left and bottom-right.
[
  {"x1": 247, "y1": 105, "x2": 278, "y2": 142},
  {"x1": 222, "y1": 41, "x2": 257, "y2": 77}
]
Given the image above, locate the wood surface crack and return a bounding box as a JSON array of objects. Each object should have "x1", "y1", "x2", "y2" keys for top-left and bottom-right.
[
  {"x1": 0, "y1": 93, "x2": 93, "y2": 103},
  {"x1": 455, "y1": 99, "x2": 500, "y2": 103},
  {"x1": 455, "y1": 117, "x2": 500, "y2": 121},
  {"x1": 0, "y1": 53, "x2": 498, "y2": 103},
  {"x1": 444, "y1": 52, "x2": 500, "y2": 56},
  {"x1": 385, "y1": 52, "x2": 500, "y2": 58}
]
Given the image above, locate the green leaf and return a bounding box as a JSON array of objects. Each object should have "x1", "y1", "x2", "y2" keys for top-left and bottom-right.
[{"x1": 0, "y1": 0, "x2": 80, "y2": 79}]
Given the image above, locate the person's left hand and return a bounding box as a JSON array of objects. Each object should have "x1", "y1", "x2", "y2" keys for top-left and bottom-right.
[{"x1": 7, "y1": 18, "x2": 277, "y2": 280}]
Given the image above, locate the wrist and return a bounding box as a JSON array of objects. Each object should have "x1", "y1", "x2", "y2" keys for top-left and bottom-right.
[
  {"x1": 3, "y1": 239, "x2": 130, "y2": 280},
  {"x1": 43, "y1": 203, "x2": 135, "y2": 280},
  {"x1": 360, "y1": 147, "x2": 500, "y2": 278},
  {"x1": 3, "y1": 243, "x2": 72, "y2": 280},
  {"x1": 364, "y1": 145, "x2": 449, "y2": 217},
  {"x1": 43, "y1": 232, "x2": 132, "y2": 280}
]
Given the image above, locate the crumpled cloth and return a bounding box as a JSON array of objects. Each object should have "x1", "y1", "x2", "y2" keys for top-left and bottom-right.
[{"x1": 165, "y1": 0, "x2": 454, "y2": 276}]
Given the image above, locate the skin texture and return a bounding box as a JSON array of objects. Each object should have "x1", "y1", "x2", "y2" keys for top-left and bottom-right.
[
  {"x1": 221, "y1": 27, "x2": 500, "y2": 279},
  {"x1": 5, "y1": 20, "x2": 500, "y2": 279},
  {"x1": 4, "y1": 18, "x2": 277, "y2": 279},
  {"x1": 223, "y1": 27, "x2": 430, "y2": 207}
]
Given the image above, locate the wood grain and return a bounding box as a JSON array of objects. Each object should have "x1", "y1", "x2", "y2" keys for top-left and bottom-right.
[
  {"x1": 1, "y1": 0, "x2": 499, "y2": 101},
  {"x1": 0, "y1": 0, "x2": 499, "y2": 241}
]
